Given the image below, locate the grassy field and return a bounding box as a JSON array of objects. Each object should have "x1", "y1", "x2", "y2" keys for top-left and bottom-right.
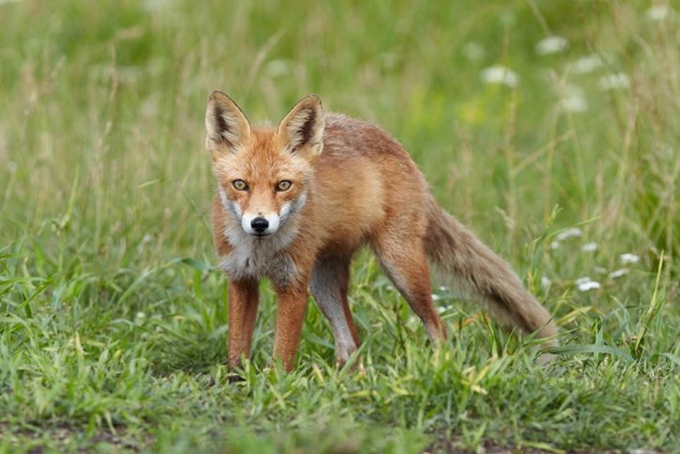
[{"x1": 1, "y1": 0, "x2": 678, "y2": 452}]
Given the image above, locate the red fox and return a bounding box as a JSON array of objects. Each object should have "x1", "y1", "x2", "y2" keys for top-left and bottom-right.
[{"x1": 205, "y1": 92, "x2": 558, "y2": 372}]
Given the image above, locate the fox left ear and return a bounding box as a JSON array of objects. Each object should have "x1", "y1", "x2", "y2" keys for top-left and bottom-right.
[{"x1": 278, "y1": 95, "x2": 325, "y2": 158}]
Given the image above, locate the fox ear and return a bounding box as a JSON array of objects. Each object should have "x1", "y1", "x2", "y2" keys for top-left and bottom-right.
[
  {"x1": 205, "y1": 91, "x2": 251, "y2": 152},
  {"x1": 278, "y1": 95, "x2": 325, "y2": 158}
]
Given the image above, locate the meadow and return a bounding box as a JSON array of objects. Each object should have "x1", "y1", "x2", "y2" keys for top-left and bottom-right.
[{"x1": 1, "y1": 0, "x2": 678, "y2": 452}]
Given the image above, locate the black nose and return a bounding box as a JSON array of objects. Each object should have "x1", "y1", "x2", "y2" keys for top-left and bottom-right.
[{"x1": 251, "y1": 217, "x2": 269, "y2": 233}]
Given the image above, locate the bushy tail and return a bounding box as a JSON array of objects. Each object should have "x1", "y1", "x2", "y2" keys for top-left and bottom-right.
[{"x1": 424, "y1": 197, "x2": 558, "y2": 350}]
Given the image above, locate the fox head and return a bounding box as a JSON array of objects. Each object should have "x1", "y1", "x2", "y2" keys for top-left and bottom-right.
[{"x1": 205, "y1": 92, "x2": 325, "y2": 238}]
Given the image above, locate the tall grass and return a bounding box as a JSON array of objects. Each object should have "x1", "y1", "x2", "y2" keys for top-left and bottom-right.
[{"x1": 1, "y1": 0, "x2": 678, "y2": 452}]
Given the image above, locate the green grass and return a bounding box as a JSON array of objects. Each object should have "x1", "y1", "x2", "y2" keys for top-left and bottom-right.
[{"x1": 1, "y1": 0, "x2": 679, "y2": 452}]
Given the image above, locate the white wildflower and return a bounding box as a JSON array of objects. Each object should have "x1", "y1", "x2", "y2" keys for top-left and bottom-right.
[
  {"x1": 569, "y1": 54, "x2": 604, "y2": 74},
  {"x1": 576, "y1": 277, "x2": 601, "y2": 292},
  {"x1": 556, "y1": 227, "x2": 583, "y2": 241},
  {"x1": 438, "y1": 286, "x2": 449, "y2": 292},
  {"x1": 620, "y1": 253, "x2": 640, "y2": 264},
  {"x1": 431, "y1": 294, "x2": 442, "y2": 302},
  {"x1": 599, "y1": 73, "x2": 630, "y2": 90},
  {"x1": 594, "y1": 267, "x2": 608, "y2": 275},
  {"x1": 578, "y1": 281, "x2": 601, "y2": 292},
  {"x1": 550, "y1": 241, "x2": 560, "y2": 250},
  {"x1": 436, "y1": 304, "x2": 453, "y2": 314},
  {"x1": 646, "y1": 5, "x2": 671, "y2": 21},
  {"x1": 581, "y1": 242, "x2": 598, "y2": 252},
  {"x1": 561, "y1": 84, "x2": 588, "y2": 113},
  {"x1": 561, "y1": 93, "x2": 588, "y2": 113},
  {"x1": 541, "y1": 276, "x2": 552, "y2": 289},
  {"x1": 609, "y1": 269, "x2": 629, "y2": 279},
  {"x1": 462, "y1": 42, "x2": 485, "y2": 61},
  {"x1": 265, "y1": 59, "x2": 291, "y2": 77},
  {"x1": 481, "y1": 65, "x2": 520, "y2": 88},
  {"x1": 535, "y1": 36, "x2": 569, "y2": 56}
]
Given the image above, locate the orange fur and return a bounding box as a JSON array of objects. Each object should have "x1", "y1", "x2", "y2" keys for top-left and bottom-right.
[{"x1": 205, "y1": 92, "x2": 558, "y2": 372}]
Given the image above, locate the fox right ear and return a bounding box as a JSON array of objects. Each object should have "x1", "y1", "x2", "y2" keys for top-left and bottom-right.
[{"x1": 205, "y1": 91, "x2": 251, "y2": 152}]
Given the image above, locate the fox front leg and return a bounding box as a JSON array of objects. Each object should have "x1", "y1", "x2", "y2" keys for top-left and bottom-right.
[
  {"x1": 271, "y1": 283, "x2": 309, "y2": 371},
  {"x1": 227, "y1": 279, "x2": 260, "y2": 370}
]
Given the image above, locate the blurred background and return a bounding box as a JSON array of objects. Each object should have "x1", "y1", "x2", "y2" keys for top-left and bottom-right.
[
  {"x1": 1, "y1": 0, "x2": 679, "y2": 349},
  {"x1": 2, "y1": 0, "x2": 679, "y2": 346},
  {"x1": 1, "y1": 1, "x2": 677, "y2": 275}
]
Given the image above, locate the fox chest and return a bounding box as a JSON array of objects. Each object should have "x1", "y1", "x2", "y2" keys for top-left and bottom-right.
[{"x1": 220, "y1": 241, "x2": 297, "y2": 286}]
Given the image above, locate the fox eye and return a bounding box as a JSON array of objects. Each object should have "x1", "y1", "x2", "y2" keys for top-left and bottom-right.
[
  {"x1": 232, "y1": 179, "x2": 248, "y2": 191},
  {"x1": 275, "y1": 180, "x2": 292, "y2": 192}
]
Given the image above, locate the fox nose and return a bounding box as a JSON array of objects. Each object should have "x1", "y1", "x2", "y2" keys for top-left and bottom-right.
[{"x1": 251, "y1": 217, "x2": 269, "y2": 233}]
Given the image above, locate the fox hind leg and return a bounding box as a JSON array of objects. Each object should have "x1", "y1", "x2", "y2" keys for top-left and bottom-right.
[
  {"x1": 310, "y1": 256, "x2": 361, "y2": 366},
  {"x1": 372, "y1": 231, "x2": 448, "y2": 345}
]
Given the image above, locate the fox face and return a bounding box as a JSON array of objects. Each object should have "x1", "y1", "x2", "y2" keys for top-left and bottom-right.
[
  {"x1": 206, "y1": 92, "x2": 324, "y2": 243},
  {"x1": 215, "y1": 144, "x2": 311, "y2": 238}
]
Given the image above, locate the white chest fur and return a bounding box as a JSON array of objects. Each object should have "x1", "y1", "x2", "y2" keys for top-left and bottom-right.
[{"x1": 219, "y1": 223, "x2": 299, "y2": 286}]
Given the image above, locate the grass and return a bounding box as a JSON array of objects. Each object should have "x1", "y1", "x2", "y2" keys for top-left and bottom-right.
[{"x1": 1, "y1": 0, "x2": 679, "y2": 452}]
